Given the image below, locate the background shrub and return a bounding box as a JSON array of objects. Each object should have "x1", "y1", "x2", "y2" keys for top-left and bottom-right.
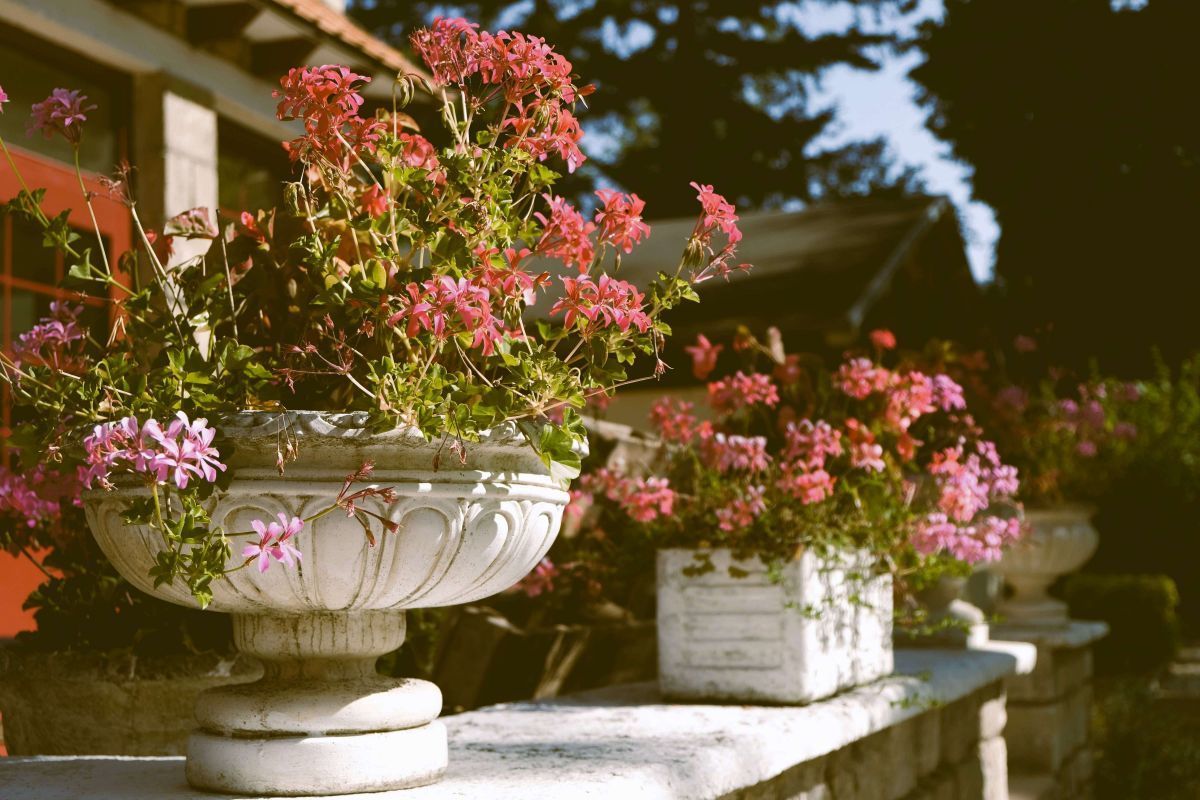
[{"x1": 1057, "y1": 573, "x2": 1180, "y2": 675}]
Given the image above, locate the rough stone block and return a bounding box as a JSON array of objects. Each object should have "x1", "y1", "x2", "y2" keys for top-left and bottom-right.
[
  {"x1": 954, "y1": 754, "x2": 985, "y2": 799},
  {"x1": 912, "y1": 705, "x2": 942, "y2": 777},
  {"x1": 884, "y1": 721, "x2": 919, "y2": 800},
  {"x1": 1007, "y1": 645, "x2": 1090, "y2": 703},
  {"x1": 939, "y1": 693, "x2": 982, "y2": 766},
  {"x1": 1006, "y1": 686, "x2": 1090, "y2": 772}
]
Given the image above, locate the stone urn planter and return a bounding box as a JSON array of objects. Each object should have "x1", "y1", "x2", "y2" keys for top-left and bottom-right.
[
  {"x1": 82, "y1": 412, "x2": 571, "y2": 796},
  {"x1": 896, "y1": 574, "x2": 988, "y2": 648},
  {"x1": 0, "y1": 646, "x2": 259, "y2": 756},
  {"x1": 657, "y1": 548, "x2": 893, "y2": 704},
  {"x1": 995, "y1": 505, "x2": 1098, "y2": 626}
]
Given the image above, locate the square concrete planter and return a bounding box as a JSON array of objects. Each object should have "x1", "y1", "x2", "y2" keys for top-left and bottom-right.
[{"x1": 657, "y1": 548, "x2": 893, "y2": 703}]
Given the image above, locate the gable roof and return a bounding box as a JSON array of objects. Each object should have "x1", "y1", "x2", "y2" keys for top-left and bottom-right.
[{"x1": 529, "y1": 194, "x2": 976, "y2": 343}]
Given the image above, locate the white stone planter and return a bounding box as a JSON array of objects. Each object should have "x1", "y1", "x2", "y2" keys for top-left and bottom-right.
[
  {"x1": 995, "y1": 505, "x2": 1098, "y2": 626},
  {"x1": 898, "y1": 574, "x2": 989, "y2": 648},
  {"x1": 83, "y1": 412, "x2": 570, "y2": 796},
  {"x1": 657, "y1": 548, "x2": 893, "y2": 704}
]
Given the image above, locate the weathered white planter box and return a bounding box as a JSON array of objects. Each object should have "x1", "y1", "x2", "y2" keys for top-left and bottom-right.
[{"x1": 657, "y1": 548, "x2": 893, "y2": 703}]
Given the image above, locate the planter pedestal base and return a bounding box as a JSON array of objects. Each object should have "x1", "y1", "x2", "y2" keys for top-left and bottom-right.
[
  {"x1": 185, "y1": 611, "x2": 447, "y2": 796},
  {"x1": 186, "y1": 723, "x2": 447, "y2": 796}
]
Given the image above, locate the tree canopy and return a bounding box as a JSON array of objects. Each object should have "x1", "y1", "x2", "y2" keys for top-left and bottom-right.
[
  {"x1": 351, "y1": 0, "x2": 922, "y2": 217},
  {"x1": 911, "y1": 0, "x2": 1200, "y2": 371}
]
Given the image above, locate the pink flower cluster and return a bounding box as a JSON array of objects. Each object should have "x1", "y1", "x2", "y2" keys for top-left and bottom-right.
[
  {"x1": 28, "y1": 88, "x2": 95, "y2": 145},
  {"x1": 550, "y1": 274, "x2": 651, "y2": 334},
  {"x1": 274, "y1": 65, "x2": 384, "y2": 170},
  {"x1": 688, "y1": 182, "x2": 750, "y2": 282},
  {"x1": 519, "y1": 557, "x2": 559, "y2": 598},
  {"x1": 914, "y1": 439, "x2": 1021, "y2": 563},
  {"x1": 911, "y1": 513, "x2": 1022, "y2": 564},
  {"x1": 410, "y1": 18, "x2": 589, "y2": 172},
  {"x1": 391, "y1": 276, "x2": 505, "y2": 356},
  {"x1": 685, "y1": 334, "x2": 723, "y2": 380},
  {"x1": 242, "y1": 513, "x2": 304, "y2": 573},
  {"x1": 715, "y1": 485, "x2": 766, "y2": 532},
  {"x1": 11, "y1": 302, "x2": 85, "y2": 369},
  {"x1": 649, "y1": 397, "x2": 700, "y2": 444},
  {"x1": 536, "y1": 195, "x2": 596, "y2": 272},
  {"x1": 581, "y1": 468, "x2": 676, "y2": 523},
  {"x1": 594, "y1": 190, "x2": 650, "y2": 254},
  {"x1": 701, "y1": 433, "x2": 771, "y2": 474},
  {"x1": 0, "y1": 464, "x2": 79, "y2": 531},
  {"x1": 707, "y1": 372, "x2": 780, "y2": 414},
  {"x1": 83, "y1": 412, "x2": 226, "y2": 490},
  {"x1": 836, "y1": 357, "x2": 967, "y2": 434},
  {"x1": 771, "y1": 420, "x2": 843, "y2": 505}
]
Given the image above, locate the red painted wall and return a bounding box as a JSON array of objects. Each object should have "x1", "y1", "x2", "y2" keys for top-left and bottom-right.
[{"x1": 0, "y1": 552, "x2": 45, "y2": 637}]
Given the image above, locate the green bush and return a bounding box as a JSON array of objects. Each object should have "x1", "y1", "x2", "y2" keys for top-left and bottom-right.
[
  {"x1": 1095, "y1": 679, "x2": 1200, "y2": 800},
  {"x1": 1057, "y1": 573, "x2": 1180, "y2": 675}
]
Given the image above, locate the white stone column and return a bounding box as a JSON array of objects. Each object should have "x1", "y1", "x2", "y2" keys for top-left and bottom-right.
[{"x1": 133, "y1": 75, "x2": 219, "y2": 265}]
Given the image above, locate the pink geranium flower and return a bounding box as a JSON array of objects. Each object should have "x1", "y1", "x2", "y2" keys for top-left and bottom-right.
[
  {"x1": 594, "y1": 190, "x2": 650, "y2": 253},
  {"x1": 535, "y1": 195, "x2": 596, "y2": 272},
  {"x1": 28, "y1": 88, "x2": 95, "y2": 145},
  {"x1": 243, "y1": 513, "x2": 305, "y2": 573},
  {"x1": 870, "y1": 329, "x2": 896, "y2": 350},
  {"x1": 684, "y1": 334, "x2": 723, "y2": 380}
]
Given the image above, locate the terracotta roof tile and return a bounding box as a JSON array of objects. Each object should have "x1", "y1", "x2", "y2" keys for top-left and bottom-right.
[{"x1": 264, "y1": 0, "x2": 426, "y2": 78}]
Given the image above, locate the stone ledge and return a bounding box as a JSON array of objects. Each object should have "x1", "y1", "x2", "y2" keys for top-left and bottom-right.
[
  {"x1": 990, "y1": 621, "x2": 1109, "y2": 650},
  {"x1": 0, "y1": 648, "x2": 1032, "y2": 800}
]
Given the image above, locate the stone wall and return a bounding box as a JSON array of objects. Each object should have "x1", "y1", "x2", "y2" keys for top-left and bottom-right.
[
  {"x1": 994, "y1": 621, "x2": 1108, "y2": 800},
  {"x1": 0, "y1": 647, "x2": 1036, "y2": 799},
  {"x1": 722, "y1": 679, "x2": 1009, "y2": 800}
]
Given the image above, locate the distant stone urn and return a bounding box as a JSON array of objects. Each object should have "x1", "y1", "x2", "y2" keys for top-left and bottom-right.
[
  {"x1": 995, "y1": 506, "x2": 1098, "y2": 626},
  {"x1": 83, "y1": 412, "x2": 572, "y2": 796}
]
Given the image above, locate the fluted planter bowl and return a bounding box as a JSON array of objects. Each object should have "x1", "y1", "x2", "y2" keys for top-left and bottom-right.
[
  {"x1": 995, "y1": 505, "x2": 1098, "y2": 627},
  {"x1": 83, "y1": 412, "x2": 571, "y2": 796}
]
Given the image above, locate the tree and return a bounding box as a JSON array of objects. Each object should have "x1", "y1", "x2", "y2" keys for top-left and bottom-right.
[
  {"x1": 351, "y1": 0, "x2": 919, "y2": 217},
  {"x1": 911, "y1": 0, "x2": 1200, "y2": 371}
]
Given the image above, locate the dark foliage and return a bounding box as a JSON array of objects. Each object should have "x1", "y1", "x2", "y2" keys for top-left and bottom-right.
[
  {"x1": 1057, "y1": 572, "x2": 1180, "y2": 675},
  {"x1": 911, "y1": 0, "x2": 1200, "y2": 372},
  {"x1": 351, "y1": 0, "x2": 923, "y2": 215}
]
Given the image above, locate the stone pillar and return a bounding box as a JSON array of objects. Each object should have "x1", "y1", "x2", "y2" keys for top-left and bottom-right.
[
  {"x1": 992, "y1": 621, "x2": 1107, "y2": 800},
  {"x1": 132, "y1": 74, "x2": 218, "y2": 264}
]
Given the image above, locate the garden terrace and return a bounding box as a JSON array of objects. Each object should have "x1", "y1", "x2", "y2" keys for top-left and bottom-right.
[{"x1": 0, "y1": 645, "x2": 1035, "y2": 800}]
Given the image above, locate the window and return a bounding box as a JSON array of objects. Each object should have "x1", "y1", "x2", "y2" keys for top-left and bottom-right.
[{"x1": 218, "y1": 116, "x2": 293, "y2": 216}]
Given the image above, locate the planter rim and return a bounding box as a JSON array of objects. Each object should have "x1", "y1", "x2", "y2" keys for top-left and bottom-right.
[
  {"x1": 215, "y1": 410, "x2": 528, "y2": 446},
  {"x1": 1022, "y1": 503, "x2": 1096, "y2": 519}
]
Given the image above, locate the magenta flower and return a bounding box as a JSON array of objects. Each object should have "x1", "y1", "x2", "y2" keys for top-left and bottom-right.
[
  {"x1": 594, "y1": 189, "x2": 650, "y2": 253},
  {"x1": 870, "y1": 329, "x2": 897, "y2": 350},
  {"x1": 519, "y1": 558, "x2": 558, "y2": 598},
  {"x1": 701, "y1": 433, "x2": 771, "y2": 474},
  {"x1": 243, "y1": 513, "x2": 305, "y2": 573},
  {"x1": 715, "y1": 485, "x2": 766, "y2": 532},
  {"x1": 706, "y1": 371, "x2": 779, "y2": 413},
  {"x1": 649, "y1": 397, "x2": 699, "y2": 444},
  {"x1": 82, "y1": 412, "x2": 225, "y2": 490},
  {"x1": 28, "y1": 88, "x2": 96, "y2": 146},
  {"x1": 535, "y1": 195, "x2": 596, "y2": 272},
  {"x1": 11, "y1": 302, "x2": 85, "y2": 369},
  {"x1": 549, "y1": 274, "x2": 651, "y2": 335},
  {"x1": 0, "y1": 84, "x2": 8, "y2": 112},
  {"x1": 684, "y1": 334, "x2": 723, "y2": 380}
]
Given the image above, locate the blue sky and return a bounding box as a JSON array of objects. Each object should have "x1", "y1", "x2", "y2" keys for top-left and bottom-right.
[{"x1": 789, "y1": 0, "x2": 999, "y2": 282}]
